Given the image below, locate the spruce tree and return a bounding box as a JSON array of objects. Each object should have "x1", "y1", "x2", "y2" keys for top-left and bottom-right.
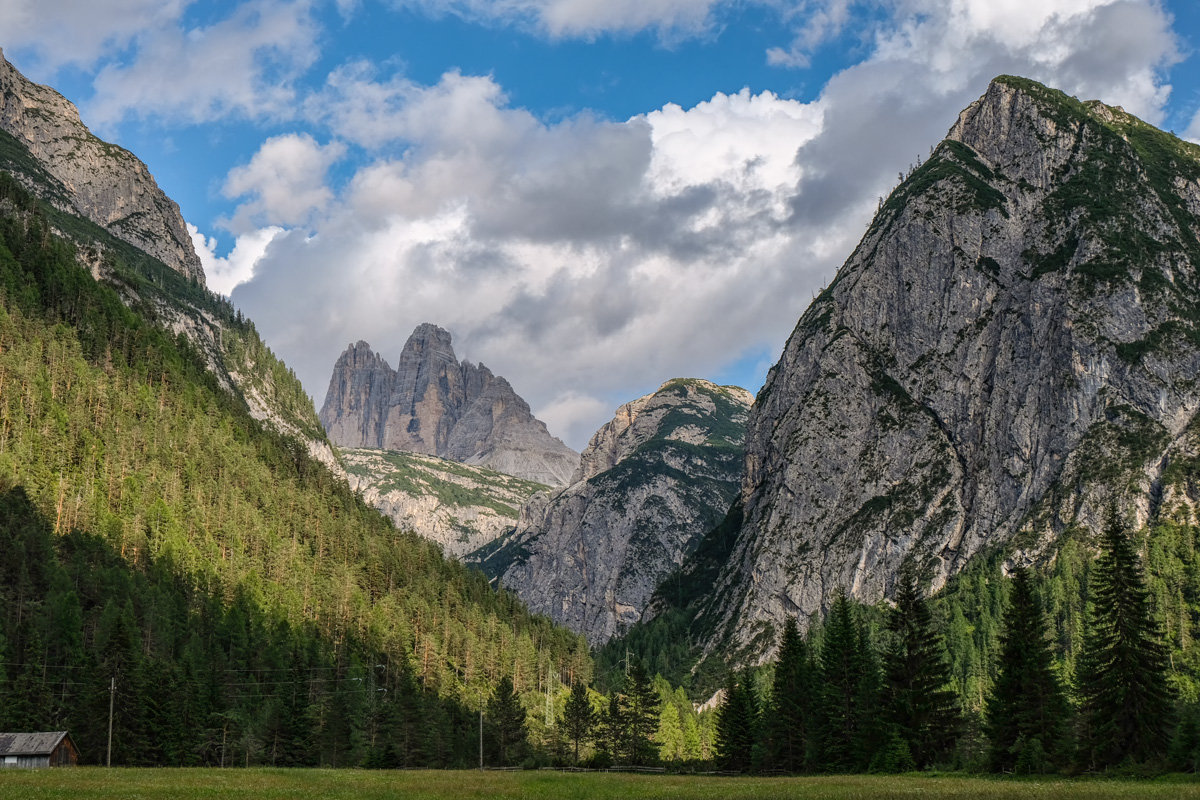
[
  {"x1": 596, "y1": 693, "x2": 625, "y2": 764},
  {"x1": 560, "y1": 680, "x2": 595, "y2": 763},
  {"x1": 880, "y1": 564, "x2": 959, "y2": 769},
  {"x1": 715, "y1": 670, "x2": 758, "y2": 771},
  {"x1": 986, "y1": 566, "x2": 1069, "y2": 772},
  {"x1": 486, "y1": 676, "x2": 528, "y2": 766},
  {"x1": 762, "y1": 617, "x2": 817, "y2": 772},
  {"x1": 621, "y1": 658, "x2": 661, "y2": 765},
  {"x1": 1077, "y1": 504, "x2": 1173, "y2": 768},
  {"x1": 817, "y1": 590, "x2": 875, "y2": 771}
]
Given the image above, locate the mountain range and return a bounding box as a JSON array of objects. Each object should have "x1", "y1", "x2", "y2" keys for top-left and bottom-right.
[
  {"x1": 5, "y1": 35, "x2": 1200, "y2": 738},
  {"x1": 629, "y1": 75, "x2": 1200, "y2": 675}
]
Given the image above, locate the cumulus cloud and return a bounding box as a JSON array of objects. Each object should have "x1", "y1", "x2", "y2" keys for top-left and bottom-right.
[
  {"x1": 210, "y1": 0, "x2": 1182, "y2": 448},
  {"x1": 392, "y1": 0, "x2": 723, "y2": 38},
  {"x1": 0, "y1": 0, "x2": 189, "y2": 71},
  {"x1": 84, "y1": 0, "x2": 321, "y2": 126},
  {"x1": 224, "y1": 70, "x2": 823, "y2": 447},
  {"x1": 189, "y1": 223, "x2": 284, "y2": 296},
  {"x1": 221, "y1": 133, "x2": 347, "y2": 232}
]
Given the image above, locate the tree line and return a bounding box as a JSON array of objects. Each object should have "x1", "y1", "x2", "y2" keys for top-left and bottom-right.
[{"x1": 710, "y1": 504, "x2": 1182, "y2": 774}]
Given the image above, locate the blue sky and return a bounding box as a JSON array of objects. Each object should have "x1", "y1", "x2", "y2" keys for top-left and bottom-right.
[{"x1": 3, "y1": 0, "x2": 1198, "y2": 448}]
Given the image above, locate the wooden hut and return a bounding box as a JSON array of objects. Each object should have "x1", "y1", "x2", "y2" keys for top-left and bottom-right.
[{"x1": 0, "y1": 731, "x2": 78, "y2": 768}]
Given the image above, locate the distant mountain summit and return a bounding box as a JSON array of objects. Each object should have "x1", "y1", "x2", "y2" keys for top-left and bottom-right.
[
  {"x1": 0, "y1": 48, "x2": 204, "y2": 285},
  {"x1": 472, "y1": 378, "x2": 752, "y2": 644},
  {"x1": 319, "y1": 324, "x2": 579, "y2": 486}
]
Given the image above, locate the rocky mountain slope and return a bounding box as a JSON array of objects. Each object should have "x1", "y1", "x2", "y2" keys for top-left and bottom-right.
[
  {"x1": 0, "y1": 52, "x2": 329, "y2": 465},
  {"x1": 0, "y1": 59, "x2": 590, "y2": 765},
  {"x1": 676, "y1": 75, "x2": 1200, "y2": 663},
  {"x1": 340, "y1": 448, "x2": 550, "y2": 557},
  {"x1": 320, "y1": 326, "x2": 579, "y2": 486},
  {"x1": 472, "y1": 379, "x2": 752, "y2": 644},
  {"x1": 0, "y1": 49, "x2": 203, "y2": 284}
]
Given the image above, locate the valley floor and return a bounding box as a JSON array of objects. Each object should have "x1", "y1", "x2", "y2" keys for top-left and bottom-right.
[{"x1": 1, "y1": 768, "x2": 1198, "y2": 799}]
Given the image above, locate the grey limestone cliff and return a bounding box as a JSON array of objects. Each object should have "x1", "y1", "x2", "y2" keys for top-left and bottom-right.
[
  {"x1": 0, "y1": 49, "x2": 204, "y2": 285},
  {"x1": 474, "y1": 378, "x2": 753, "y2": 644},
  {"x1": 691, "y1": 76, "x2": 1200, "y2": 662},
  {"x1": 320, "y1": 324, "x2": 579, "y2": 486},
  {"x1": 340, "y1": 448, "x2": 549, "y2": 557}
]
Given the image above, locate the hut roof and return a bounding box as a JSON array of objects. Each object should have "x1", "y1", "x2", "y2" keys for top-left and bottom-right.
[{"x1": 0, "y1": 732, "x2": 70, "y2": 756}]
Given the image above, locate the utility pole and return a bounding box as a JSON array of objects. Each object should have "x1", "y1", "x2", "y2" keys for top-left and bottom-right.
[
  {"x1": 106, "y1": 676, "x2": 115, "y2": 767},
  {"x1": 478, "y1": 708, "x2": 483, "y2": 770}
]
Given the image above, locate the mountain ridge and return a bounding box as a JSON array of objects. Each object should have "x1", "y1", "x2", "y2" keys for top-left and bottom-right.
[
  {"x1": 474, "y1": 377, "x2": 752, "y2": 644},
  {"x1": 0, "y1": 48, "x2": 204, "y2": 285},
  {"x1": 628, "y1": 75, "x2": 1200, "y2": 670},
  {"x1": 319, "y1": 325, "x2": 580, "y2": 487}
]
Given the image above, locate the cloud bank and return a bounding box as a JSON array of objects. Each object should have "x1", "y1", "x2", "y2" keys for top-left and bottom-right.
[{"x1": 3, "y1": 0, "x2": 1186, "y2": 448}]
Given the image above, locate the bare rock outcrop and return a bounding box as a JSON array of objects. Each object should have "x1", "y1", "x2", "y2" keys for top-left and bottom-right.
[
  {"x1": 473, "y1": 379, "x2": 752, "y2": 644},
  {"x1": 319, "y1": 324, "x2": 579, "y2": 487},
  {"x1": 690, "y1": 76, "x2": 1200, "y2": 662},
  {"x1": 0, "y1": 49, "x2": 205, "y2": 284}
]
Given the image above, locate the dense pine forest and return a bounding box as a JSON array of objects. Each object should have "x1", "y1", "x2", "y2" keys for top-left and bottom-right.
[
  {"x1": 0, "y1": 172, "x2": 589, "y2": 766},
  {"x1": 3, "y1": 140, "x2": 1200, "y2": 774}
]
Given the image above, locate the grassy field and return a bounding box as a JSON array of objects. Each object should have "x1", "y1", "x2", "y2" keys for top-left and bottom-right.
[{"x1": 1, "y1": 769, "x2": 1199, "y2": 800}]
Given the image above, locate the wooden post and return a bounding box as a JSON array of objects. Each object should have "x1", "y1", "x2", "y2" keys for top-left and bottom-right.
[{"x1": 106, "y1": 676, "x2": 115, "y2": 767}]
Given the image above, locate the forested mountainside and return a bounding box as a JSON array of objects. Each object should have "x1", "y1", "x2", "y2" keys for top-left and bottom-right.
[
  {"x1": 474, "y1": 379, "x2": 752, "y2": 645},
  {"x1": 605, "y1": 77, "x2": 1200, "y2": 703},
  {"x1": 0, "y1": 133, "x2": 587, "y2": 764}
]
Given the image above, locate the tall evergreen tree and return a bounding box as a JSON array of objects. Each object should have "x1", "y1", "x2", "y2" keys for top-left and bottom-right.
[
  {"x1": 486, "y1": 676, "x2": 528, "y2": 766},
  {"x1": 620, "y1": 658, "x2": 661, "y2": 765},
  {"x1": 817, "y1": 590, "x2": 875, "y2": 771},
  {"x1": 762, "y1": 617, "x2": 817, "y2": 772},
  {"x1": 880, "y1": 564, "x2": 959, "y2": 769},
  {"x1": 1076, "y1": 504, "x2": 1174, "y2": 768},
  {"x1": 715, "y1": 670, "x2": 758, "y2": 772},
  {"x1": 986, "y1": 566, "x2": 1069, "y2": 772},
  {"x1": 595, "y1": 693, "x2": 625, "y2": 763},
  {"x1": 560, "y1": 681, "x2": 594, "y2": 763}
]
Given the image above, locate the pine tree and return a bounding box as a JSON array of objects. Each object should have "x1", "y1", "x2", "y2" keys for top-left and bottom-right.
[
  {"x1": 762, "y1": 617, "x2": 817, "y2": 772},
  {"x1": 715, "y1": 670, "x2": 758, "y2": 771},
  {"x1": 595, "y1": 693, "x2": 625, "y2": 764},
  {"x1": 880, "y1": 564, "x2": 959, "y2": 769},
  {"x1": 1077, "y1": 504, "x2": 1174, "y2": 768},
  {"x1": 560, "y1": 680, "x2": 594, "y2": 763},
  {"x1": 817, "y1": 590, "x2": 875, "y2": 771},
  {"x1": 621, "y1": 658, "x2": 661, "y2": 765},
  {"x1": 986, "y1": 566, "x2": 1069, "y2": 772},
  {"x1": 486, "y1": 676, "x2": 528, "y2": 766}
]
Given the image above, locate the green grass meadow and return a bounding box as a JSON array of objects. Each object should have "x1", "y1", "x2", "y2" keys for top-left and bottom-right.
[{"x1": 1, "y1": 769, "x2": 1199, "y2": 800}]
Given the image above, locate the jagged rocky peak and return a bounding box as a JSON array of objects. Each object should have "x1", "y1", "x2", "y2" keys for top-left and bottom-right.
[
  {"x1": 473, "y1": 378, "x2": 752, "y2": 645},
  {"x1": 0, "y1": 49, "x2": 205, "y2": 285},
  {"x1": 319, "y1": 324, "x2": 579, "y2": 486},
  {"x1": 693, "y1": 75, "x2": 1200, "y2": 663}
]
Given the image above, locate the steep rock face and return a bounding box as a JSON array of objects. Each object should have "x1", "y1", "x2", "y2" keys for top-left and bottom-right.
[
  {"x1": 340, "y1": 449, "x2": 549, "y2": 557},
  {"x1": 698, "y1": 76, "x2": 1200, "y2": 660},
  {"x1": 474, "y1": 379, "x2": 752, "y2": 644},
  {"x1": 320, "y1": 324, "x2": 579, "y2": 486},
  {"x1": 0, "y1": 50, "x2": 204, "y2": 284}
]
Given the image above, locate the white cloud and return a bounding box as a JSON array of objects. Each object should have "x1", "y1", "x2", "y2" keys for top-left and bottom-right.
[
  {"x1": 221, "y1": 71, "x2": 824, "y2": 447},
  {"x1": 1186, "y1": 109, "x2": 1200, "y2": 144},
  {"x1": 84, "y1": 0, "x2": 321, "y2": 126},
  {"x1": 189, "y1": 223, "x2": 284, "y2": 296},
  {"x1": 221, "y1": 133, "x2": 346, "y2": 232},
  {"x1": 392, "y1": 0, "x2": 723, "y2": 37},
  {"x1": 0, "y1": 0, "x2": 190, "y2": 71},
  {"x1": 213, "y1": 0, "x2": 1182, "y2": 448}
]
